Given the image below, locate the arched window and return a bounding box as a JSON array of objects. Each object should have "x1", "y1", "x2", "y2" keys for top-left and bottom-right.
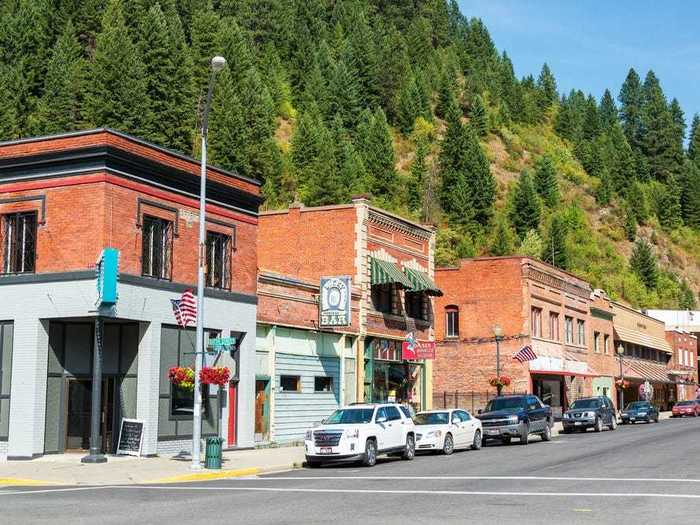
[{"x1": 445, "y1": 305, "x2": 459, "y2": 338}]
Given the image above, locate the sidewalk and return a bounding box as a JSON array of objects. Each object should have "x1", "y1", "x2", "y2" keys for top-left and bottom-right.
[{"x1": 0, "y1": 446, "x2": 305, "y2": 487}]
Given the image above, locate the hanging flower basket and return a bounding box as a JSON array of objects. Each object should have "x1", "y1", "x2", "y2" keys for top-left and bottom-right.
[
  {"x1": 489, "y1": 375, "x2": 512, "y2": 388},
  {"x1": 200, "y1": 366, "x2": 231, "y2": 386},
  {"x1": 615, "y1": 378, "x2": 630, "y2": 389},
  {"x1": 169, "y1": 367, "x2": 195, "y2": 391}
]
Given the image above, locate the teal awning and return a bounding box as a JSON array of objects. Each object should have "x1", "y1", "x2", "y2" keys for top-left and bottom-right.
[
  {"x1": 404, "y1": 267, "x2": 443, "y2": 296},
  {"x1": 370, "y1": 257, "x2": 413, "y2": 288}
]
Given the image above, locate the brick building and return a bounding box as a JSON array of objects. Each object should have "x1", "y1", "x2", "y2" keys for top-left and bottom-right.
[
  {"x1": 0, "y1": 129, "x2": 261, "y2": 459},
  {"x1": 256, "y1": 198, "x2": 439, "y2": 443},
  {"x1": 587, "y1": 289, "x2": 619, "y2": 407},
  {"x1": 665, "y1": 329, "x2": 698, "y2": 402},
  {"x1": 434, "y1": 257, "x2": 599, "y2": 417}
]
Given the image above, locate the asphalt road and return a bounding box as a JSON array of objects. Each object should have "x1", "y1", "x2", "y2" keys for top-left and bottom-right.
[{"x1": 3, "y1": 417, "x2": 700, "y2": 524}]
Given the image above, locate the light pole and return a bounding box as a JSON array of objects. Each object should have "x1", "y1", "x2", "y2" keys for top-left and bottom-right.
[
  {"x1": 617, "y1": 343, "x2": 625, "y2": 413},
  {"x1": 493, "y1": 325, "x2": 504, "y2": 396},
  {"x1": 192, "y1": 55, "x2": 226, "y2": 471}
]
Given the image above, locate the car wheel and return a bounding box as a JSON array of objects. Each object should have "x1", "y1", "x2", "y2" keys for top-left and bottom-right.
[
  {"x1": 471, "y1": 430, "x2": 482, "y2": 451},
  {"x1": 501, "y1": 436, "x2": 511, "y2": 445},
  {"x1": 594, "y1": 417, "x2": 603, "y2": 432},
  {"x1": 609, "y1": 415, "x2": 617, "y2": 431},
  {"x1": 621, "y1": 420, "x2": 627, "y2": 425},
  {"x1": 362, "y1": 439, "x2": 377, "y2": 467},
  {"x1": 541, "y1": 424, "x2": 552, "y2": 442},
  {"x1": 402, "y1": 434, "x2": 415, "y2": 460},
  {"x1": 520, "y1": 424, "x2": 529, "y2": 445},
  {"x1": 561, "y1": 427, "x2": 571, "y2": 434},
  {"x1": 442, "y1": 433, "x2": 454, "y2": 455},
  {"x1": 306, "y1": 459, "x2": 321, "y2": 468}
]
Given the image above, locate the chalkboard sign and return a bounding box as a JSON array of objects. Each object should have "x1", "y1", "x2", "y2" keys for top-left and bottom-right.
[{"x1": 117, "y1": 418, "x2": 144, "y2": 456}]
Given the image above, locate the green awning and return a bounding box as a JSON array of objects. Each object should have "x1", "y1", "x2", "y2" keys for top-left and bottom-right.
[
  {"x1": 370, "y1": 257, "x2": 413, "y2": 288},
  {"x1": 404, "y1": 267, "x2": 443, "y2": 296}
]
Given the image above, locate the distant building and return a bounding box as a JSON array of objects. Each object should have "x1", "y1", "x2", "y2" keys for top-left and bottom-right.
[
  {"x1": 0, "y1": 129, "x2": 261, "y2": 459},
  {"x1": 255, "y1": 198, "x2": 439, "y2": 443}
]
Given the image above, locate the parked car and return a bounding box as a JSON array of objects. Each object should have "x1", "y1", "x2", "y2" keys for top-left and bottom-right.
[
  {"x1": 304, "y1": 404, "x2": 416, "y2": 467},
  {"x1": 477, "y1": 394, "x2": 553, "y2": 445},
  {"x1": 620, "y1": 401, "x2": 659, "y2": 424},
  {"x1": 671, "y1": 400, "x2": 700, "y2": 417},
  {"x1": 562, "y1": 396, "x2": 617, "y2": 433},
  {"x1": 413, "y1": 409, "x2": 482, "y2": 454}
]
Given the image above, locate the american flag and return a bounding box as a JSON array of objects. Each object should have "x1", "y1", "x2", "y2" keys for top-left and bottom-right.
[
  {"x1": 513, "y1": 345, "x2": 537, "y2": 363},
  {"x1": 171, "y1": 289, "x2": 197, "y2": 327}
]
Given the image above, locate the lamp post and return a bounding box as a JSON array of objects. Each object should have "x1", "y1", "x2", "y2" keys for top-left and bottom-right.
[
  {"x1": 617, "y1": 343, "x2": 625, "y2": 413},
  {"x1": 192, "y1": 55, "x2": 226, "y2": 471},
  {"x1": 493, "y1": 325, "x2": 504, "y2": 396}
]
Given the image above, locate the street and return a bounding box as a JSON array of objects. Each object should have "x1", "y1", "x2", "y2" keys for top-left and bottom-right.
[{"x1": 3, "y1": 417, "x2": 700, "y2": 524}]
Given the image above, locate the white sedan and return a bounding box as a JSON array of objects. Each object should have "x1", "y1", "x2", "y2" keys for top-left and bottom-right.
[{"x1": 413, "y1": 409, "x2": 482, "y2": 455}]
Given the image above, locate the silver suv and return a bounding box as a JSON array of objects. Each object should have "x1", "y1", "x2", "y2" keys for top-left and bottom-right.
[{"x1": 304, "y1": 404, "x2": 416, "y2": 467}]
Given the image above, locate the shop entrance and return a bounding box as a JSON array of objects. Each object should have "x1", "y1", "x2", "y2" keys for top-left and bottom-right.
[
  {"x1": 254, "y1": 379, "x2": 269, "y2": 442},
  {"x1": 532, "y1": 374, "x2": 566, "y2": 418},
  {"x1": 65, "y1": 377, "x2": 115, "y2": 452}
]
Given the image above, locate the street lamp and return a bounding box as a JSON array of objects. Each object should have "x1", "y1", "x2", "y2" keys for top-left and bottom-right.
[
  {"x1": 617, "y1": 343, "x2": 625, "y2": 413},
  {"x1": 493, "y1": 325, "x2": 504, "y2": 396},
  {"x1": 192, "y1": 55, "x2": 226, "y2": 471}
]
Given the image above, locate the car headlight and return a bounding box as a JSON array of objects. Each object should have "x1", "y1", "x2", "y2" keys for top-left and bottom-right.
[
  {"x1": 507, "y1": 415, "x2": 519, "y2": 424},
  {"x1": 427, "y1": 430, "x2": 443, "y2": 438},
  {"x1": 584, "y1": 411, "x2": 595, "y2": 418},
  {"x1": 305, "y1": 430, "x2": 313, "y2": 440},
  {"x1": 345, "y1": 428, "x2": 360, "y2": 439},
  {"x1": 563, "y1": 413, "x2": 570, "y2": 419}
]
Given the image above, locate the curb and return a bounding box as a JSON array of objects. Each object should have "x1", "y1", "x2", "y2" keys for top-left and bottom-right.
[
  {"x1": 0, "y1": 478, "x2": 63, "y2": 487},
  {"x1": 144, "y1": 463, "x2": 299, "y2": 485}
]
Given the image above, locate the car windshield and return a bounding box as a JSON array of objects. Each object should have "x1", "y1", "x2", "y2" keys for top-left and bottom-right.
[
  {"x1": 485, "y1": 397, "x2": 525, "y2": 412},
  {"x1": 676, "y1": 401, "x2": 695, "y2": 406},
  {"x1": 570, "y1": 399, "x2": 600, "y2": 409},
  {"x1": 413, "y1": 412, "x2": 450, "y2": 425},
  {"x1": 324, "y1": 408, "x2": 374, "y2": 424},
  {"x1": 625, "y1": 402, "x2": 649, "y2": 410}
]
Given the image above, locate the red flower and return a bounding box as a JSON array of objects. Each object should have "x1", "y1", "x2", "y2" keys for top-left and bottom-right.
[
  {"x1": 200, "y1": 366, "x2": 231, "y2": 386},
  {"x1": 489, "y1": 376, "x2": 512, "y2": 388}
]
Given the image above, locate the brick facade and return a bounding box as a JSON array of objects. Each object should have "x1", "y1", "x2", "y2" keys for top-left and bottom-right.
[{"x1": 665, "y1": 330, "x2": 698, "y2": 401}]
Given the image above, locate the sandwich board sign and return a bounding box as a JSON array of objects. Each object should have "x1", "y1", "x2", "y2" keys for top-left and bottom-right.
[{"x1": 116, "y1": 418, "x2": 144, "y2": 456}]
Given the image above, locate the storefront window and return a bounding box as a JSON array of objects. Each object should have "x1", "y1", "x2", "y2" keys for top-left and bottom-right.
[
  {"x1": 372, "y1": 361, "x2": 423, "y2": 411},
  {"x1": 370, "y1": 339, "x2": 400, "y2": 361}
]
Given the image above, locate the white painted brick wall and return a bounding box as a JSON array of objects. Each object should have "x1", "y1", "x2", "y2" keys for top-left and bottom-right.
[{"x1": 137, "y1": 321, "x2": 161, "y2": 456}]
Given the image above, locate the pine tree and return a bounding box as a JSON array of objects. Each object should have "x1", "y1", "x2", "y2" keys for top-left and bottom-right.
[
  {"x1": 396, "y1": 74, "x2": 429, "y2": 135},
  {"x1": 619, "y1": 68, "x2": 644, "y2": 152},
  {"x1": 435, "y1": 68, "x2": 459, "y2": 120},
  {"x1": 608, "y1": 122, "x2": 636, "y2": 194},
  {"x1": 438, "y1": 114, "x2": 474, "y2": 227},
  {"x1": 623, "y1": 204, "x2": 637, "y2": 241},
  {"x1": 327, "y1": 51, "x2": 363, "y2": 130},
  {"x1": 509, "y1": 170, "x2": 542, "y2": 238},
  {"x1": 490, "y1": 217, "x2": 516, "y2": 256},
  {"x1": 680, "y1": 160, "x2": 700, "y2": 228},
  {"x1": 679, "y1": 279, "x2": 697, "y2": 310},
  {"x1": 84, "y1": 0, "x2": 149, "y2": 132},
  {"x1": 536, "y1": 63, "x2": 557, "y2": 112},
  {"x1": 469, "y1": 94, "x2": 487, "y2": 137},
  {"x1": 628, "y1": 182, "x2": 650, "y2": 225},
  {"x1": 377, "y1": 24, "x2": 411, "y2": 123},
  {"x1": 640, "y1": 70, "x2": 677, "y2": 182},
  {"x1": 689, "y1": 114, "x2": 700, "y2": 166},
  {"x1": 190, "y1": 4, "x2": 221, "y2": 104},
  {"x1": 302, "y1": 122, "x2": 345, "y2": 207},
  {"x1": 533, "y1": 155, "x2": 559, "y2": 207},
  {"x1": 519, "y1": 229, "x2": 544, "y2": 259},
  {"x1": 462, "y1": 122, "x2": 495, "y2": 226},
  {"x1": 408, "y1": 139, "x2": 429, "y2": 212},
  {"x1": 582, "y1": 94, "x2": 601, "y2": 141},
  {"x1": 542, "y1": 214, "x2": 570, "y2": 270},
  {"x1": 356, "y1": 108, "x2": 398, "y2": 201},
  {"x1": 31, "y1": 21, "x2": 86, "y2": 135},
  {"x1": 599, "y1": 89, "x2": 618, "y2": 131},
  {"x1": 630, "y1": 238, "x2": 658, "y2": 289},
  {"x1": 0, "y1": 65, "x2": 20, "y2": 140},
  {"x1": 657, "y1": 175, "x2": 683, "y2": 229}
]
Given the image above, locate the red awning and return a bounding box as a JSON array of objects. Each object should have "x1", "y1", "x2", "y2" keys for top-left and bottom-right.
[{"x1": 622, "y1": 358, "x2": 674, "y2": 384}]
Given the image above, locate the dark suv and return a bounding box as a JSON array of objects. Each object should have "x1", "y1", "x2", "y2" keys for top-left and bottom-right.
[
  {"x1": 562, "y1": 396, "x2": 617, "y2": 433},
  {"x1": 477, "y1": 395, "x2": 553, "y2": 445}
]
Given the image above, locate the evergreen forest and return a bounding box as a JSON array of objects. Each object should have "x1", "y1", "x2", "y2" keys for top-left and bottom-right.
[{"x1": 1, "y1": 0, "x2": 699, "y2": 309}]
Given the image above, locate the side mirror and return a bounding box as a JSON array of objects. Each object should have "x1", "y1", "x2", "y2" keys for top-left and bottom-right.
[
  {"x1": 376, "y1": 416, "x2": 387, "y2": 424},
  {"x1": 477, "y1": 409, "x2": 483, "y2": 415}
]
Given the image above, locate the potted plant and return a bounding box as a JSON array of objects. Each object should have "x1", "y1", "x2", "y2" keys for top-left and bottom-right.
[
  {"x1": 200, "y1": 366, "x2": 231, "y2": 386},
  {"x1": 488, "y1": 375, "x2": 512, "y2": 389},
  {"x1": 168, "y1": 366, "x2": 195, "y2": 391}
]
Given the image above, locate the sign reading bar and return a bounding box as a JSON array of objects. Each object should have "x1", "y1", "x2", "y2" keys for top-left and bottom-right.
[
  {"x1": 116, "y1": 418, "x2": 144, "y2": 457},
  {"x1": 319, "y1": 276, "x2": 351, "y2": 327},
  {"x1": 402, "y1": 340, "x2": 436, "y2": 360}
]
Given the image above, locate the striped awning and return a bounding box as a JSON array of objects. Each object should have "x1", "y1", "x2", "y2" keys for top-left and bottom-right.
[
  {"x1": 370, "y1": 258, "x2": 413, "y2": 288},
  {"x1": 622, "y1": 358, "x2": 675, "y2": 384},
  {"x1": 403, "y1": 267, "x2": 443, "y2": 296},
  {"x1": 614, "y1": 326, "x2": 673, "y2": 354}
]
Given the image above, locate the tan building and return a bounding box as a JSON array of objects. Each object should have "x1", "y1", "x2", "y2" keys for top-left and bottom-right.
[{"x1": 587, "y1": 290, "x2": 619, "y2": 407}]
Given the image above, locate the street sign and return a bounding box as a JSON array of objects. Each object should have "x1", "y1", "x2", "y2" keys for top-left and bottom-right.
[{"x1": 209, "y1": 337, "x2": 237, "y2": 348}]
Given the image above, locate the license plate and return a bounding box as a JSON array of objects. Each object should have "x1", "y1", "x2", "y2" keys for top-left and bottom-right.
[
  {"x1": 574, "y1": 421, "x2": 582, "y2": 426},
  {"x1": 486, "y1": 429, "x2": 499, "y2": 435},
  {"x1": 630, "y1": 418, "x2": 635, "y2": 421},
  {"x1": 319, "y1": 447, "x2": 332, "y2": 454}
]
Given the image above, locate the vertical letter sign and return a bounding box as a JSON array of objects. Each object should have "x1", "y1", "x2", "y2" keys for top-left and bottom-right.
[
  {"x1": 96, "y1": 247, "x2": 119, "y2": 306},
  {"x1": 320, "y1": 276, "x2": 351, "y2": 327}
]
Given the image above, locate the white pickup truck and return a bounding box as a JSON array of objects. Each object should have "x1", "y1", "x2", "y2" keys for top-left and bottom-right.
[{"x1": 304, "y1": 404, "x2": 416, "y2": 467}]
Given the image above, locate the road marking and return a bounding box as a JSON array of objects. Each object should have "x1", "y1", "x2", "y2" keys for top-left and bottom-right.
[
  {"x1": 249, "y1": 475, "x2": 700, "y2": 483},
  {"x1": 124, "y1": 486, "x2": 700, "y2": 499},
  {"x1": 0, "y1": 486, "x2": 111, "y2": 496}
]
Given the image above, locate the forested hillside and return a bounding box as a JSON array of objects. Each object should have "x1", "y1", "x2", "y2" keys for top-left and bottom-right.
[{"x1": 1, "y1": 0, "x2": 699, "y2": 309}]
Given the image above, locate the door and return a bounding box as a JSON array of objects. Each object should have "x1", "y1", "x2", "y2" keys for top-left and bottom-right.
[
  {"x1": 383, "y1": 406, "x2": 404, "y2": 448},
  {"x1": 527, "y1": 396, "x2": 545, "y2": 431},
  {"x1": 254, "y1": 379, "x2": 268, "y2": 442},
  {"x1": 455, "y1": 410, "x2": 475, "y2": 446},
  {"x1": 228, "y1": 382, "x2": 238, "y2": 447},
  {"x1": 65, "y1": 378, "x2": 114, "y2": 452}
]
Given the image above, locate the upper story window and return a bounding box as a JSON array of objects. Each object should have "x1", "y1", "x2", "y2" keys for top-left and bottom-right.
[
  {"x1": 405, "y1": 291, "x2": 427, "y2": 321},
  {"x1": 1, "y1": 211, "x2": 37, "y2": 274},
  {"x1": 564, "y1": 316, "x2": 574, "y2": 344},
  {"x1": 549, "y1": 312, "x2": 560, "y2": 341},
  {"x1": 371, "y1": 283, "x2": 393, "y2": 314},
  {"x1": 577, "y1": 319, "x2": 586, "y2": 345},
  {"x1": 594, "y1": 332, "x2": 601, "y2": 353},
  {"x1": 531, "y1": 307, "x2": 542, "y2": 338},
  {"x1": 142, "y1": 215, "x2": 173, "y2": 280},
  {"x1": 445, "y1": 306, "x2": 459, "y2": 338},
  {"x1": 604, "y1": 334, "x2": 610, "y2": 354},
  {"x1": 206, "y1": 231, "x2": 231, "y2": 289}
]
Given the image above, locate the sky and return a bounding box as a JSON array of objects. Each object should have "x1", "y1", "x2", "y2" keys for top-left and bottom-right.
[{"x1": 459, "y1": 0, "x2": 700, "y2": 129}]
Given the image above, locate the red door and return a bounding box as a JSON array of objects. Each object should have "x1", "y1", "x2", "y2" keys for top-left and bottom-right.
[{"x1": 228, "y1": 382, "x2": 237, "y2": 447}]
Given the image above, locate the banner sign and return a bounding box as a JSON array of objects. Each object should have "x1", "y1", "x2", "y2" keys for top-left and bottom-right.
[
  {"x1": 402, "y1": 333, "x2": 436, "y2": 360},
  {"x1": 319, "y1": 276, "x2": 351, "y2": 327}
]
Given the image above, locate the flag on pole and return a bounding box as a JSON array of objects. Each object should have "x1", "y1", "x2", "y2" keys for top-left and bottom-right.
[
  {"x1": 513, "y1": 345, "x2": 537, "y2": 363},
  {"x1": 171, "y1": 289, "x2": 197, "y2": 327}
]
